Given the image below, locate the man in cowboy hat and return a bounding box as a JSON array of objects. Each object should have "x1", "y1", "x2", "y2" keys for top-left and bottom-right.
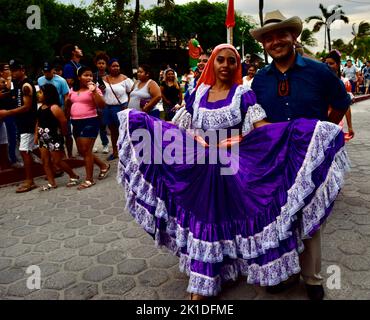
[{"x1": 250, "y1": 10, "x2": 351, "y2": 300}]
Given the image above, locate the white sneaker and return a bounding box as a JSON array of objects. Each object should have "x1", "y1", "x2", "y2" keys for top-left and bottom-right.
[
  {"x1": 102, "y1": 145, "x2": 109, "y2": 154},
  {"x1": 31, "y1": 153, "x2": 42, "y2": 164},
  {"x1": 93, "y1": 147, "x2": 98, "y2": 153},
  {"x1": 11, "y1": 161, "x2": 24, "y2": 169}
]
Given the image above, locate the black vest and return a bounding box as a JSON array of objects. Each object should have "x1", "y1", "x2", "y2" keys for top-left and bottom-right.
[{"x1": 13, "y1": 78, "x2": 38, "y2": 134}]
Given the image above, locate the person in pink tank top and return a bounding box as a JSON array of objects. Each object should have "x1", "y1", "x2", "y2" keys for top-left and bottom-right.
[{"x1": 65, "y1": 66, "x2": 111, "y2": 189}]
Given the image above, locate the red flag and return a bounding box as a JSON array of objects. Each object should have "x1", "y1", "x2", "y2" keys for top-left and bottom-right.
[{"x1": 225, "y1": 0, "x2": 235, "y2": 28}]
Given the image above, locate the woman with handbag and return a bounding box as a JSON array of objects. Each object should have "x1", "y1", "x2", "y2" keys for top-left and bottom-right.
[
  {"x1": 102, "y1": 58, "x2": 134, "y2": 160},
  {"x1": 127, "y1": 64, "x2": 161, "y2": 118}
]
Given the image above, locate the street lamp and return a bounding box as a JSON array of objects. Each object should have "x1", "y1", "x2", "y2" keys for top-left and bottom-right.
[{"x1": 326, "y1": 8, "x2": 342, "y2": 51}]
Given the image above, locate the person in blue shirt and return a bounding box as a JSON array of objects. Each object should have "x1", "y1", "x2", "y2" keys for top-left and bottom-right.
[
  {"x1": 250, "y1": 10, "x2": 351, "y2": 301},
  {"x1": 38, "y1": 62, "x2": 69, "y2": 109},
  {"x1": 61, "y1": 44, "x2": 83, "y2": 89},
  {"x1": 251, "y1": 11, "x2": 350, "y2": 125}
]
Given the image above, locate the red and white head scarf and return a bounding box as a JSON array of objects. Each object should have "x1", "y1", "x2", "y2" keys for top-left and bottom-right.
[{"x1": 196, "y1": 43, "x2": 242, "y2": 89}]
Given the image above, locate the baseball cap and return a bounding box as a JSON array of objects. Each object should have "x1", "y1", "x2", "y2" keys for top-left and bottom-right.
[
  {"x1": 43, "y1": 62, "x2": 53, "y2": 72},
  {"x1": 9, "y1": 59, "x2": 25, "y2": 70}
]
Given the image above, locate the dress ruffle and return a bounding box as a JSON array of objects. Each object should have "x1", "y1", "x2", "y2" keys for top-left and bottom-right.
[{"x1": 117, "y1": 109, "x2": 350, "y2": 295}]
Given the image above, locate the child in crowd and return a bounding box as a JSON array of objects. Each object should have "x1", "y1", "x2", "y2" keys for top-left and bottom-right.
[{"x1": 35, "y1": 83, "x2": 80, "y2": 190}]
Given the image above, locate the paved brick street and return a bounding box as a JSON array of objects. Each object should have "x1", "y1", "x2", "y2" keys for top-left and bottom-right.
[{"x1": 0, "y1": 99, "x2": 370, "y2": 300}]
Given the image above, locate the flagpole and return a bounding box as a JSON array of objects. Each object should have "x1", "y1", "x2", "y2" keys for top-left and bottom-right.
[{"x1": 227, "y1": 28, "x2": 233, "y2": 45}]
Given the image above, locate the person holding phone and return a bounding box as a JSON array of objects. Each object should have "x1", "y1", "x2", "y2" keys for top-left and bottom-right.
[
  {"x1": 65, "y1": 66, "x2": 110, "y2": 190},
  {"x1": 101, "y1": 58, "x2": 134, "y2": 161}
]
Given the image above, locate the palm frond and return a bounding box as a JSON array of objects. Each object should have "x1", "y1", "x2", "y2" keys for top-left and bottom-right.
[
  {"x1": 313, "y1": 21, "x2": 325, "y2": 33},
  {"x1": 305, "y1": 15, "x2": 323, "y2": 23},
  {"x1": 339, "y1": 15, "x2": 349, "y2": 24},
  {"x1": 319, "y1": 3, "x2": 328, "y2": 17}
]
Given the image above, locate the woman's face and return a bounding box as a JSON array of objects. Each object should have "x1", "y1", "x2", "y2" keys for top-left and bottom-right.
[
  {"x1": 96, "y1": 59, "x2": 107, "y2": 72},
  {"x1": 247, "y1": 66, "x2": 256, "y2": 78},
  {"x1": 213, "y1": 48, "x2": 238, "y2": 83},
  {"x1": 109, "y1": 61, "x2": 120, "y2": 76},
  {"x1": 79, "y1": 70, "x2": 93, "y2": 87},
  {"x1": 165, "y1": 70, "x2": 175, "y2": 81},
  {"x1": 137, "y1": 67, "x2": 149, "y2": 81},
  {"x1": 325, "y1": 58, "x2": 339, "y2": 74},
  {"x1": 37, "y1": 89, "x2": 44, "y2": 103}
]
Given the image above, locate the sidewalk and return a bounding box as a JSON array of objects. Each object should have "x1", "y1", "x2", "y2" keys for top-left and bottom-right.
[{"x1": 0, "y1": 99, "x2": 370, "y2": 300}]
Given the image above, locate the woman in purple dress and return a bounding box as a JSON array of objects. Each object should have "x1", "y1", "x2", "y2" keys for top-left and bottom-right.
[{"x1": 117, "y1": 44, "x2": 350, "y2": 299}]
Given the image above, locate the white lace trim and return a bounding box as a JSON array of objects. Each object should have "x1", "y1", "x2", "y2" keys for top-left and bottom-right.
[
  {"x1": 277, "y1": 121, "x2": 350, "y2": 240},
  {"x1": 192, "y1": 84, "x2": 250, "y2": 130},
  {"x1": 117, "y1": 111, "x2": 349, "y2": 282},
  {"x1": 180, "y1": 249, "x2": 301, "y2": 296},
  {"x1": 172, "y1": 107, "x2": 193, "y2": 129},
  {"x1": 241, "y1": 103, "x2": 267, "y2": 136}
]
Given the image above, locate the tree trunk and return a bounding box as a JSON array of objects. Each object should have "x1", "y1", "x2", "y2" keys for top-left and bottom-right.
[
  {"x1": 115, "y1": 0, "x2": 125, "y2": 16},
  {"x1": 258, "y1": 0, "x2": 268, "y2": 63},
  {"x1": 327, "y1": 26, "x2": 331, "y2": 51},
  {"x1": 131, "y1": 0, "x2": 140, "y2": 71}
]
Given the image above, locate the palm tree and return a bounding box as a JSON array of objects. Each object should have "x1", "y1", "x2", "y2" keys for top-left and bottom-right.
[
  {"x1": 306, "y1": 4, "x2": 349, "y2": 52},
  {"x1": 300, "y1": 28, "x2": 318, "y2": 48},
  {"x1": 352, "y1": 36, "x2": 370, "y2": 61},
  {"x1": 351, "y1": 21, "x2": 370, "y2": 46},
  {"x1": 332, "y1": 38, "x2": 352, "y2": 57},
  {"x1": 131, "y1": 0, "x2": 140, "y2": 70},
  {"x1": 299, "y1": 28, "x2": 318, "y2": 55}
]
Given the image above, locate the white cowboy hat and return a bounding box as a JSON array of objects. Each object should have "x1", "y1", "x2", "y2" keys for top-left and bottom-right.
[{"x1": 250, "y1": 10, "x2": 303, "y2": 42}]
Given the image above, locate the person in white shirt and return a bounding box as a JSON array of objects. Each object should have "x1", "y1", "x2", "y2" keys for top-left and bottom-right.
[
  {"x1": 242, "y1": 64, "x2": 257, "y2": 88},
  {"x1": 127, "y1": 64, "x2": 161, "y2": 118},
  {"x1": 342, "y1": 59, "x2": 357, "y2": 93},
  {"x1": 102, "y1": 58, "x2": 133, "y2": 160}
]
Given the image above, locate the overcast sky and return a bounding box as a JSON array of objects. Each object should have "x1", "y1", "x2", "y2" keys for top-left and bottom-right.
[{"x1": 60, "y1": 0, "x2": 370, "y2": 53}]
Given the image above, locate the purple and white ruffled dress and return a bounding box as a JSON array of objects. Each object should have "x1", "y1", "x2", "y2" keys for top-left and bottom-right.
[{"x1": 117, "y1": 83, "x2": 350, "y2": 296}]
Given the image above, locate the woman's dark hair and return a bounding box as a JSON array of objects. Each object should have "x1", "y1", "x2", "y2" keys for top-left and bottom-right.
[
  {"x1": 61, "y1": 44, "x2": 76, "y2": 61},
  {"x1": 72, "y1": 66, "x2": 93, "y2": 91},
  {"x1": 326, "y1": 50, "x2": 341, "y2": 78},
  {"x1": 41, "y1": 83, "x2": 60, "y2": 107},
  {"x1": 108, "y1": 58, "x2": 119, "y2": 67},
  {"x1": 93, "y1": 51, "x2": 109, "y2": 65},
  {"x1": 139, "y1": 64, "x2": 152, "y2": 78}
]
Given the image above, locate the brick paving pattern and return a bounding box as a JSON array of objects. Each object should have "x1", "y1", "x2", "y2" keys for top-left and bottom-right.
[{"x1": 0, "y1": 99, "x2": 370, "y2": 300}]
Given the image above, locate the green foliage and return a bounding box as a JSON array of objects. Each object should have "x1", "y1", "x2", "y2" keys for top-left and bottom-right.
[
  {"x1": 0, "y1": 0, "x2": 92, "y2": 74},
  {"x1": 352, "y1": 36, "x2": 370, "y2": 61},
  {"x1": 0, "y1": 0, "x2": 262, "y2": 76},
  {"x1": 332, "y1": 39, "x2": 353, "y2": 57},
  {"x1": 300, "y1": 28, "x2": 317, "y2": 48},
  {"x1": 145, "y1": 0, "x2": 261, "y2": 54}
]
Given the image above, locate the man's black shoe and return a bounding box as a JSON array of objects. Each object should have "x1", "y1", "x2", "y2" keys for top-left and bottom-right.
[
  {"x1": 305, "y1": 284, "x2": 324, "y2": 300},
  {"x1": 266, "y1": 274, "x2": 300, "y2": 294}
]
